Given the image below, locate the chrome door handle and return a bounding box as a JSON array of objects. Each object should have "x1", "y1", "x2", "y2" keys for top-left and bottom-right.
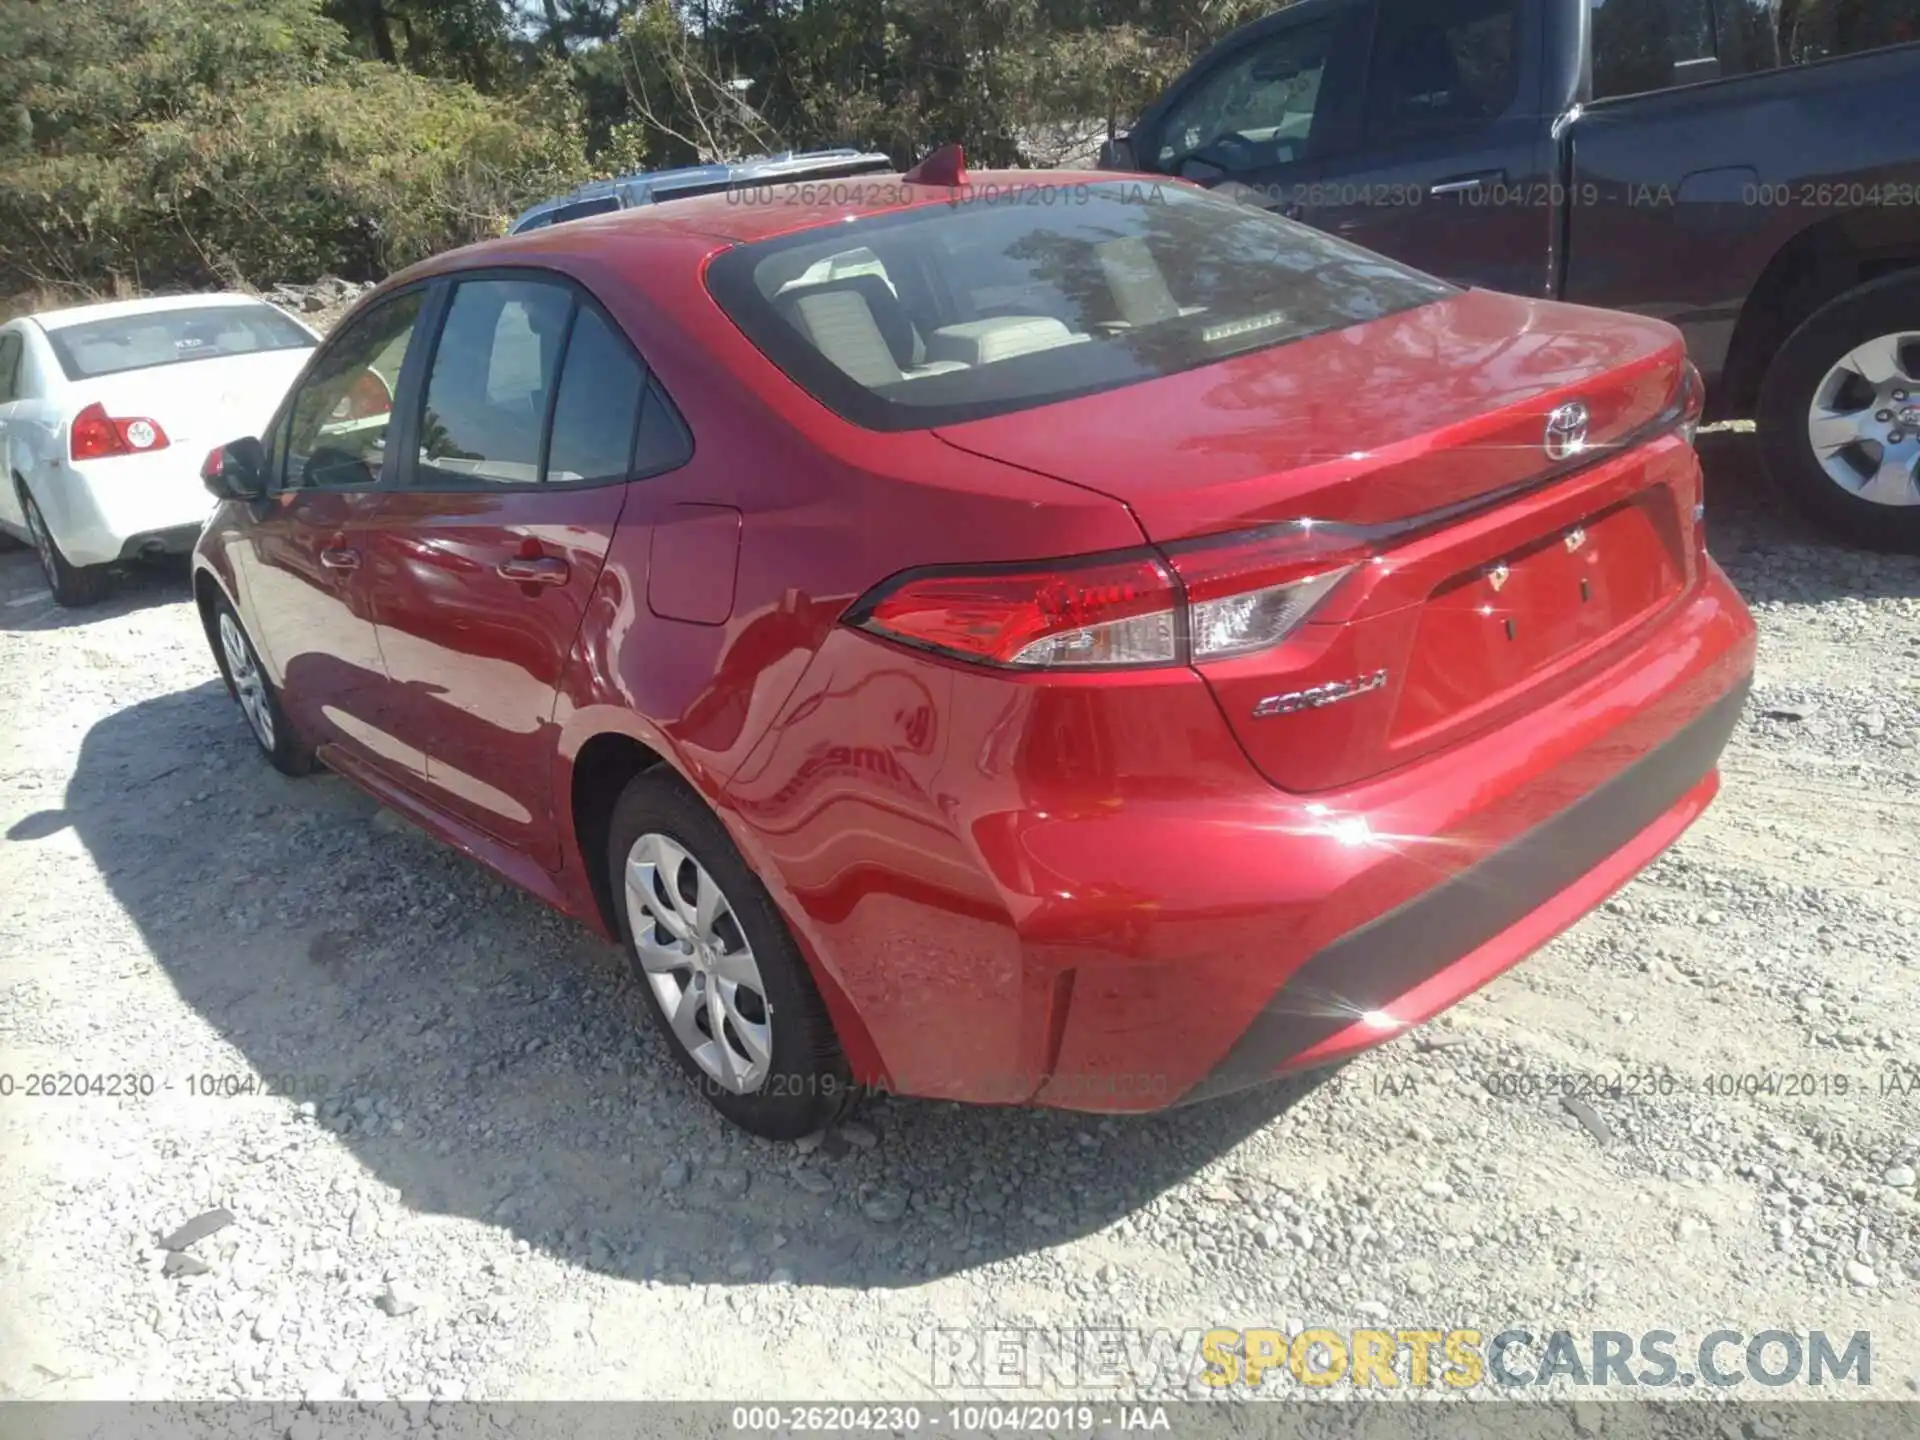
[
  {"x1": 320, "y1": 546, "x2": 361, "y2": 570},
  {"x1": 498, "y1": 555, "x2": 570, "y2": 586},
  {"x1": 1430, "y1": 172, "x2": 1504, "y2": 198}
]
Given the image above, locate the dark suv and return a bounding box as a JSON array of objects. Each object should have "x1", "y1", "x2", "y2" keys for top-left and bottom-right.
[{"x1": 1100, "y1": 0, "x2": 1920, "y2": 549}]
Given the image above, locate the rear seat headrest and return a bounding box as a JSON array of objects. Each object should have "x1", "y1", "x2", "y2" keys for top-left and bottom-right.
[{"x1": 777, "y1": 274, "x2": 917, "y2": 373}]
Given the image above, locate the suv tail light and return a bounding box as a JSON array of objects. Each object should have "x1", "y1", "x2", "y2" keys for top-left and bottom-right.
[
  {"x1": 71, "y1": 401, "x2": 170, "y2": 462},
  {"x1": 1675, "y1": 359, "x2": 1705, "y2": 446},
  {"x1": 848, "y1": 522, "x2": 1367, "y2": 671}
]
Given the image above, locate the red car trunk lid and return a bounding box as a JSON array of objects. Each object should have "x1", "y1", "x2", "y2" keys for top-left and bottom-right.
[{"x1": 934, "y1": 290, "x2": 1702, "y2": 791}]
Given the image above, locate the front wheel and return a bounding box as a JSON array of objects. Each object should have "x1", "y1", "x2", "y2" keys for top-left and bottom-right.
[
  {"x1": 1758, "y1": 271, "x2": 1920, "y2": 552},
  {"x1": 21, "y1": 489, "x2": 110, "y2": 606},
  {"x1": 211, "y1": 599, "x2": 314, "y2": 776},
  {"x1": 609, "y1": 770, "x2": 852, "y2": 1140}
]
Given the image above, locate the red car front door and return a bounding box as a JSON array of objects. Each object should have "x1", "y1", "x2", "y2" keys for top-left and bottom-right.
[
  {"x1": 361, "y1": 274, "x2": 658, "y2": 868},
  {"x1": 241, "y1": 289, "x2": 429, "y2": 782}
]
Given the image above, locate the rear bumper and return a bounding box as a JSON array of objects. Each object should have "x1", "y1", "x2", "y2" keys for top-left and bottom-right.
[
  {"x1": 1180, "y1": 678, "x2": 1743, "y2": 1104},
  {"x1": 1029, "y1": 561, "x2": 1754, "y2": 1111},
  {"x1": 117, "y1": 523, "x2": 203, "y2": 560},
  {"x1": 37, "y1": 456, "x2": 213, "y2": 567},
  {"x1": 728, "y1": 559, "x2": 1755, "y2": 1112}
]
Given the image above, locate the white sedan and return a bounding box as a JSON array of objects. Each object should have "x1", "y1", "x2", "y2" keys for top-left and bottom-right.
[{"x1": 0, "y1": 294, "x2": 319, "y2": 605}]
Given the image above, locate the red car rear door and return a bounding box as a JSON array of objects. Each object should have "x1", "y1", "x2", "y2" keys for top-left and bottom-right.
[{"x1": 359, "y1": 273, "x2": 659, "y2": 868}]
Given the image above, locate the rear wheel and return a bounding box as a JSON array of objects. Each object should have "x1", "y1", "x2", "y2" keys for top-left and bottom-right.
[
  {"x1": 21, "y1": 489, "x2": 110, "y2": 606},
  {"x1": 608, "y1": 770, "x2": 852, "y2": 1140},
  {"x1": 1758, "y1": 271, "x2": 1920, "y2": 552},
  {"x1": 211, "y1": 599, "x2": 314, "y2": 776}
]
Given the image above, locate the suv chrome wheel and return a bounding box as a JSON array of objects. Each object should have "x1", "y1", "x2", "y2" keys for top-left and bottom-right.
[
  {"x1": 623, "y1": 830, "x2": 773, "y2": 1094},
  {"x1": 219, "y1": 610, "x2": 276, "y2": 751},
  {"x1": 1807, "y1": 330, "x2": 1920, "y2": 508}
]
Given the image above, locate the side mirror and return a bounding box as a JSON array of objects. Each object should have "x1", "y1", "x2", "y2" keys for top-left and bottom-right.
[
  {"x1": 1097, "y1": 134, "x2": 1137, "y2": 172},
  {"x1": 201, "y1": 436, "x2": 269, "y2": 502}
]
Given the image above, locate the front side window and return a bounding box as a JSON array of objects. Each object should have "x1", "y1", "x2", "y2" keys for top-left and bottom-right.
[
  {"x1": 1366, "y1": 0, "x2": 1522, "y2": 139},
  {"x1": 1154, "y1": 18, "x2": 1339, "y2": 175},
  {"x1": 1590, "y1": 0, "x2": 1718, "y2": 98},
  {"x1": 43, "y1": 304, "x2": 312, "y2": 382},
  {"x1": 283, "y1": 291, "x2": 423, "y2": 491},
  {"x1": 706, "y1": 182, "x2": 1454, "y2": 432}
]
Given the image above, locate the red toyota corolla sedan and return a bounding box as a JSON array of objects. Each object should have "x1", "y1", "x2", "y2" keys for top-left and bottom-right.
[{"x1": 193, "y1": 168, "x2": 1755, "y2": 1139}]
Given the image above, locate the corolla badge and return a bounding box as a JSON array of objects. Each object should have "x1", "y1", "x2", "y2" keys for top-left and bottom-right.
[
  {"x1": 1544, "y1": 401, "x2": 1591, "y2": 462},
  {"x1": 1252, "y1": 669, "x2": 1389, "y2": 719}
]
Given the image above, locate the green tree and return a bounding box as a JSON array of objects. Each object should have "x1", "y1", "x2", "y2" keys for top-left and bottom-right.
[
  {"x1": 0, "y1": 0, "x2": 586, "y2": 297},
  {"x1": 323, "y1": 0, "x2": 514, "y2": 87}
]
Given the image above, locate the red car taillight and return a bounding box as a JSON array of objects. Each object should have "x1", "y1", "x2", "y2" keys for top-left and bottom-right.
[
  {"x1": 71, "y1": 401, "x2": 170, "y2": 462},
  {"x1": 1163, "y1": 521, "x2": 1367, "y2": 662},
  {"x1": 856, "y1": 552, "x2": 1182, "y2": 668},
  {"x1": 850, "y1": 522, "x2": 1366, "y2": 671}
]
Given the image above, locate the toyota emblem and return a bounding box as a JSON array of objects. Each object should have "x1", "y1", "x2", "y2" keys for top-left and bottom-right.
[{"x1": 1544, "y1": 401, "x2": 1591, "y2": 462}]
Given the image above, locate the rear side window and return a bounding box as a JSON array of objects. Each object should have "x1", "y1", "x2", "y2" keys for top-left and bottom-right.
[
  {"x1": 43, "y1": 304, "x2": 312, "y2": 381},
  {"x1": 1723, "y1": 0, "x2": 1918, "y2": 75},
  {"x1": 1365, "y1": 0, "x2": 1522, "y2": 139},
  {"x1": 706, "y1": 182, "x2": 1453, "y2": 432},
  {"x1": 417, "y1": 280, "x2": 572, "y2": 487},
  {"x1": 407, "y1": 275, "x2": 678, "y2": 489},
  {"x1": 1590, "y1": 0, "x2": 1719, "y2": 98},
  {"x1": 1775, "y1": 0, "x2": 1917, "y2": 64},
  {"x1": 546, "y1": 308, "x2": 642, "y2": 484}
]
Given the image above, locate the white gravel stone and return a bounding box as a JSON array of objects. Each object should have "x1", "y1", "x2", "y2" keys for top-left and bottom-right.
[{"x1": 1, "y1": 473, "x2": 1917, "y2": 1404}]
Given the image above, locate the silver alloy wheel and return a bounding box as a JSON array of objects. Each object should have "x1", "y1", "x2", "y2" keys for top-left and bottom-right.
[
  {"x1": 1807, "y1": 331, "x2": 1920, "y2": 507},
  {"x1": 218, "y1": 611, "x2": 276, "y2": 751},
  {"x1": 23, "y1": 496, "x2": 57, "y2": 590},
  {"x1": 623, "y1": 831, "x2": 772, "y2": 1094}
]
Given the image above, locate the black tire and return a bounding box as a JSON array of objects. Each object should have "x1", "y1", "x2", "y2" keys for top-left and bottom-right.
[
  {"x1": 20, "y1": 488, "x2": 111, "y2": 606},
  {"x1": 1757, "y1": 271, "x2": 1920, "y2": 552},
  {"x1": 608, "y1": 769, "x2": 852, "y2": 1140},
  {"x1": 208, "y1": 596, "x2": 315, "y2": 777}
]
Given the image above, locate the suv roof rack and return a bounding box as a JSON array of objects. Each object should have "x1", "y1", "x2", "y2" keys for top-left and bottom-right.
[{"x1": 510, "y1": 149, "x2": 898, "y2": 233}]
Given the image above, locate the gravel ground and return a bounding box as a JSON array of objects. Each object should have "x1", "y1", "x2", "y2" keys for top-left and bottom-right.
[{"x1": 1, "y1": 433, "x2": 1917, "y2": 1412}]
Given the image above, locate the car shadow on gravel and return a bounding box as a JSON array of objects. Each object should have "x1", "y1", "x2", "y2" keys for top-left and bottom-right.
[
  {"x1": 46, "y1": 676, "x2": 1334, "y2": 1290},
  {"x1": 1698, "y1": 430, "x2": 1920, "y2": 603},
  {"x1": 0, "y1": 547, "x2": 194, "y2": 632}
]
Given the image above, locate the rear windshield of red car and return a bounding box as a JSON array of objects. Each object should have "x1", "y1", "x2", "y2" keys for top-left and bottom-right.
[{"x1": 704, "y1": 180, "x2": 1455, "y2": 431}]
